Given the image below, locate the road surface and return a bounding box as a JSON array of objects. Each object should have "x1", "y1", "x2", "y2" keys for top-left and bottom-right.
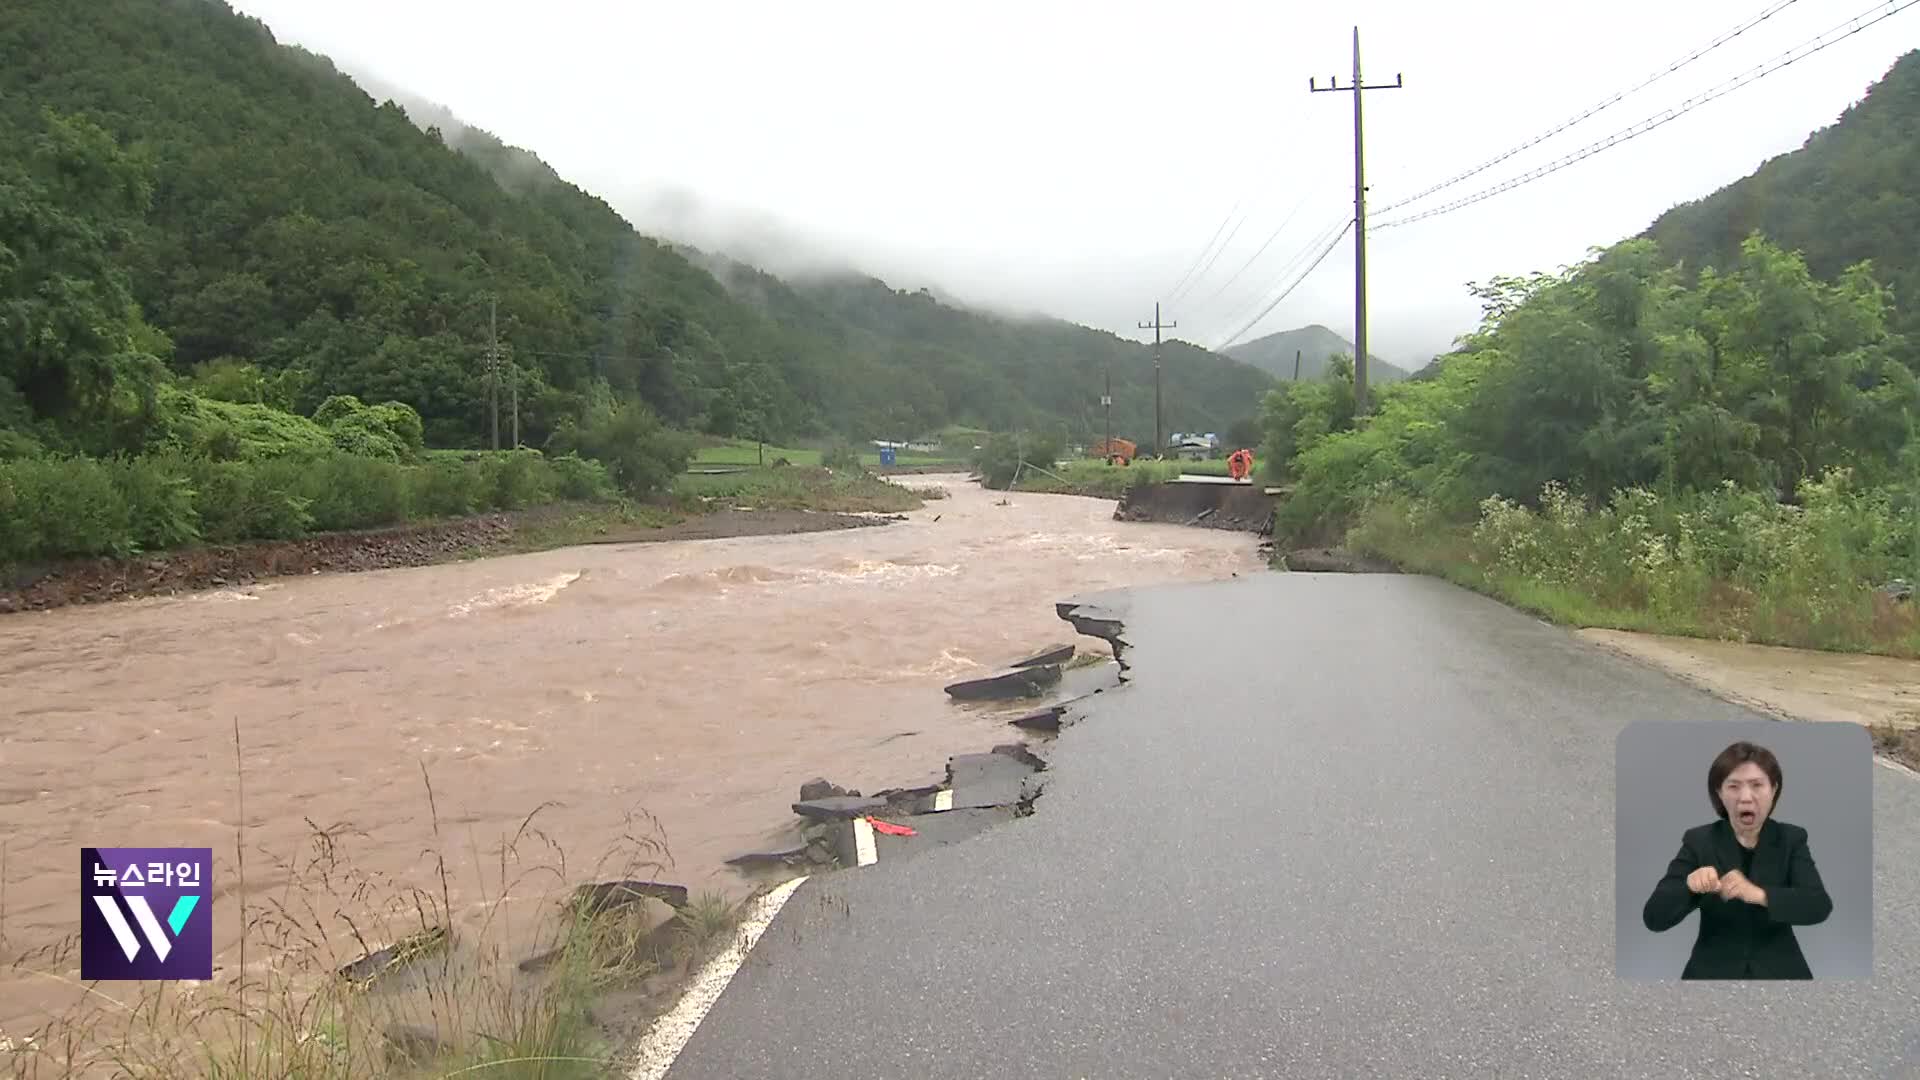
[{"x1": 662, "y1": 573, "x2": 1920, "y2": 1078}]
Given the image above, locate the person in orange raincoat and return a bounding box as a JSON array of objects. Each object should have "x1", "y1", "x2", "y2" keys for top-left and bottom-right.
[{"x1": 1227, "y1": 448, "x2": 1254, "y2": 481}]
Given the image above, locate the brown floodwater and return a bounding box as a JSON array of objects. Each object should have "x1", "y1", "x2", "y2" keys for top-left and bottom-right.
[{"x1": 0, "y1": 475, "x2": 1261, "y2": 1047}]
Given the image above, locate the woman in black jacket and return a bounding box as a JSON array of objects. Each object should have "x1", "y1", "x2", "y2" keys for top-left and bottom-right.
[{"x1": 1642, "y1": 740, "x2": 1834, "y2": 979}]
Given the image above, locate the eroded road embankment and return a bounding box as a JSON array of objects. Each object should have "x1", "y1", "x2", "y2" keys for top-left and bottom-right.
[{"x1": 658, "y1": 573, "x2": 1920, "y2": 1079}]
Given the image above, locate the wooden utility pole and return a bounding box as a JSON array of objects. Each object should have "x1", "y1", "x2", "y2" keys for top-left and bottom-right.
[
  {"x1": 1294, "y1": 349, "x2": 1302, "y2": 382},
  {"x1": 1137, "y1": 302, "x2": 1177, "y2": 455},
  {"x1": 1311, "y1": 27, "x2": 1402, "y2": 415},
  {"x1": 1105, "y1": 365, "x2": 1121, "y2": 457},
  {"x1": 487, "y1": 296, "x2": 500, "y2": 450}
]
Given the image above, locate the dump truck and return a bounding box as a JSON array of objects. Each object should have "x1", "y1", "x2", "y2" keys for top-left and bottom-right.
[{"x1": 1089, "y1": 437, "x2": 1136, "y2": 465}]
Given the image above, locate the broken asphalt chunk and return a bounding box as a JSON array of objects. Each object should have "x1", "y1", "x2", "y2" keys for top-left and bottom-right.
[
  {"x1": 943, "y1": 664, "x2": 1063, "y2": 701},
  {"x1": 338, "y1": 925, "x2": 450, "y2": 984},
  {"x1": 1007, "y1": 642, "x2": 1075, "y2": 668},
  {"x1": 1054, "y1": 601, "x2": 1129, "y2": 662},
  {"x1": 1009, "y1": 704, "x2": 1066, "y2": 731},
  {"x1": 792, "y1": 794, "x2": 891, "y2": 820},
  {"x1": 798, "y1": 777, "x2": 857, "y2": 801},
  {"x1": 991, "y1": 743, "x2": 1049, "y2": 772},
  {"x1": 871, "y1": 806, "x2": 1018, "y2": 862},
  {"x1": 571, "y1": 880, "x2": 690, "y2": 914},
  {"x1": 947, "y1": 750, "x2": 1039, "y2": 809},
  {"x1": 725, "y1": 848, "x2": 811, "y2": 870}
]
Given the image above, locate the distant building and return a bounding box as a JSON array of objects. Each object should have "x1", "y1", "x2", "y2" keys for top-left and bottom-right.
[{"x1": 1171, "y1": 436, "x2": 1213, "y2": 461}]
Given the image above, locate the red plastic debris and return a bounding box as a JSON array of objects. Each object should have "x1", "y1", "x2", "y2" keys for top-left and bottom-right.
[{"x1": 866, "y1": 817, "x2": 917, "y2": 837}]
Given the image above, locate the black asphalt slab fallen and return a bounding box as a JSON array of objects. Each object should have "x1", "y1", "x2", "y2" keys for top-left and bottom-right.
[{"x1": 666, "y1": 574, "x2": 1920, "y2": 1079}]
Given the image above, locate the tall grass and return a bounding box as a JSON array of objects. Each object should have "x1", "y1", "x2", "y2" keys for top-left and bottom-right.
[
  {"x1": 0, "y1": 451, "x2": 616, "y2": 565},
  {"x1": 1348, "y1": 469, "x2": 1920, "y2": 656},
  {"x1": 1004, "y1": 459, "x2": 1183, "y2": 498},
  {"x1": 672, "y1": 466, "x2": 922, "y2": 514},
  {"x1": 2, "y1": 756, "x2": 756, "y2": 1080}
]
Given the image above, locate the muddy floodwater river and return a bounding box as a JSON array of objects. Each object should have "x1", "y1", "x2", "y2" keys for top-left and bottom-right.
[{"x1": 0, "y1": 475, "x2": 1261, "y2": 1040}]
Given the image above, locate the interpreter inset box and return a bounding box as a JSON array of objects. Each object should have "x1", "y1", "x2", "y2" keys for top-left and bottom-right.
[{"x1": 1615, "y1": 720, "x2": 1872, "y2": 980}]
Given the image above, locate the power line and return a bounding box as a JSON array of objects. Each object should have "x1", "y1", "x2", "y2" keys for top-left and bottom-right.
[
  {"x1": 1208, "y1": 213, "x2": 1352, "y2": 341},
  {"x1": 1216, "y1": 218, "x2": 1356, "y2": 352},
  {"x1": 1168, "y1": 212, "x2": 1252, "y2": 306},
  {"x1": 1188, "y1": 189, "x2": 1324, "y2": 316},
  {"x1": 1372, "y1": 0, "x2": 1918, "y2": 232},
  {"x1": 1162, "y1": 200, "x2": 1243, "y2": 302},
  {"x1": 1374, "y1": 0, "x2": 1806, "y2": 217}
]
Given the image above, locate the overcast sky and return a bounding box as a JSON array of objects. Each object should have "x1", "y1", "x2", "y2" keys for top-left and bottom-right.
[{"x1": 228, "y1": 0, "x2": 1915, "y2": 368}]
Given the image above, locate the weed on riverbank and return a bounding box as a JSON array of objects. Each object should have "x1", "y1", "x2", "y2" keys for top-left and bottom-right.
[
  {"x1": 1, "y1": 756, "x2": 756, "y2": 1080},
  {"x1": 1343, "y1": 479, "x2": 1920, "y2": 660},
  {"x1": 999, "y1": 460, "x2": 1181, "y2": 498},
  {"x1": 1870, "y1": 720, "x2": 1920, "y2": 773},
  {"x1": 673, "y1": 465, "x2": 923, "y2": 514},
  {"x1": 2, "y1": 466, "x2": 934, "y2": 613}
]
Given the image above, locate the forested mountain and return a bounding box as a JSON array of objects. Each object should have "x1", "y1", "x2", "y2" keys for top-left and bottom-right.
[
  {"x1": 0, "y1": 0, "x2": 1274, "y2": 457},
  {"x1": 1224, "y1": 325, "x2": 1412, "y2": 384},
  {"x1": 1645, "y1": 50, "x2": 1920, "y2": 338}
]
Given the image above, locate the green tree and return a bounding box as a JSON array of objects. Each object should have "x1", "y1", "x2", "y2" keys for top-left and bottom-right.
[{"x1": 0, "y1": 110, "x2": 169, "y2": 453}]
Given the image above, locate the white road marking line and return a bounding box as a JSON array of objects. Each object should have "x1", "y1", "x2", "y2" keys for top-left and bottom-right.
[
  {"x1": 853, "y1": 817, "x2": 878, "y2": 866},
  {"x1": 626, "y1": 875, "x2": 809, "y2": 1080},
  {"x1": 933, "y1": 789, "x2": 954, "y2": 812}
]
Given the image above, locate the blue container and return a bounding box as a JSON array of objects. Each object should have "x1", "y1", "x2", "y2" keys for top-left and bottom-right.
[{"x1": 879, "y1": 446, "x2": 897, "y2": 466}]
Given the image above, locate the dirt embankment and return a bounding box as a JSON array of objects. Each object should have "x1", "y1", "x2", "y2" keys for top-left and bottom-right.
[
  {"x1": 1578, "y1": 629, "x2": 1920, "y2": 771},
  {"x1": 0, "y1": 506, "x2": 896, "y2": 616},
  {"x1": 1113, "y1": 481, "x2": 1277, "y2": 532}
]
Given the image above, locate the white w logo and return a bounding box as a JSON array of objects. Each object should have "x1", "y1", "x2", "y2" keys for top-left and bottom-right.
[{"x1": 91, "y1": 895, "x2": 186, "y2": 963}]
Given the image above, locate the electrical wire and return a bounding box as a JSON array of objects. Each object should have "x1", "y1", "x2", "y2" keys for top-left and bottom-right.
[
  {"x1": 1374, "y1": 0, "x2": 1807, "y2": 217},
  {"x1": 1371, "y1": 0, "x2": 1917, "y2": 231},
  {"x1": 1162, "y1": 200, "x2": 1243, "y2": 301},
  {"x1": 1207, "y1": 213, "x2": 1352, "y2": 337},
  {"x1": 1215, "y1": 218, "x2": 1356, "y2": 351},
  {"x1": 1188, "y1": 189, "x2": 1324, "y2": 316},
  {"x1": 1168, "y1": 211, "x2": 1251, "y2": 306}
]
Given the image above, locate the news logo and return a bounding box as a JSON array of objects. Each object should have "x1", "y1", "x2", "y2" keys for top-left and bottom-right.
[{"x1": 80, "y1": 848, "x2": 212, "y2": 981}]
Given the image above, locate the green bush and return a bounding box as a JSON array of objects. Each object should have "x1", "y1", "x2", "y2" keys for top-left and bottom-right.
[
  {"x1": 485, "y1": 448, "x2": 558, "y2": 510},
  {"x1": 411, "y1": 456, "x2": 488, "y2": 518},
  {"x1": 107, "y1": 454, "x2": 201, "y2": 552},
  {"x1": 548, "y1": 401, "x2": 693, "y2": 498},
  {"x1": 0, "y1": 457, "x2": 132, "y2": 561},
  {"x1": 822, "y1": 443, "x2": 862, "y2": 471},
  {"x1": 549, "y1": 452, "x2": 615, "y2": 501},
  {"x1": 155, "y1": 388, "x2": 335, "y2": 461},
  {"x1": 0, "y1": 441, "x2": 619, "y2": 566},
  {"x1": 311, "y1": 395, "x2": 363, "y2": 427},
  {"x1": 974, "y1": 432, "x2": 1064, "y2": 488},
  {"x1": 186, "y1": 457, "x2": 315, "y2": 542},
  {"x1": 302, "y1": 454, "x2": 411, "y2": 531},
  {"x1": 314, "y1": 395, "x2": 425, "y2": 462}
]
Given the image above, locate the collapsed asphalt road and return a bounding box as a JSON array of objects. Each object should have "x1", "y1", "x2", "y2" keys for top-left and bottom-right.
[{"x1": 660, "y1": 573, "x2": 1920, "y2": 1078}]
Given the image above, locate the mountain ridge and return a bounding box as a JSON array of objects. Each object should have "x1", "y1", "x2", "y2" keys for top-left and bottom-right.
[
  {"x1": 1224, "y1": 324, "x2": 1414, "y2": 384},
  {"x1": 0, "y1": 0, "x2": 1276, "y2": 452}
]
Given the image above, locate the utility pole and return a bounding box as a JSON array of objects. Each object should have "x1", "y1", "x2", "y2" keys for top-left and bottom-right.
[
  {"x1": 1311, "y1": 27, "x2": 1402, "y2": 415},
  {"x1": 1137, "y1": 302, "x2": 1176, "y2": 455},
  {"x1": 1105, "y1": 363, "x2": 1121, "y2": 461},
  {"x1": 1294, "y1": 349, "x2": 1302, "y2": 382},
  {"x1": 487, "y1": 296, "x2": 500, "y2": 451},
  {"x1": 510, "y1": 363, "x2": 520, "y2": 449}
]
